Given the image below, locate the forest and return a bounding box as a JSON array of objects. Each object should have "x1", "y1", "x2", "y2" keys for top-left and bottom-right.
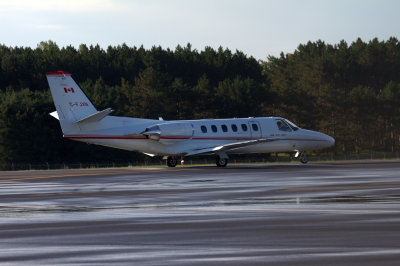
[{"x1": 1, "y1": 38, "x2": 400, "y2": 167}]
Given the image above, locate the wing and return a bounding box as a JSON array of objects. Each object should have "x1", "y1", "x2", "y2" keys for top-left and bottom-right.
[{"x1": 184, "y1": 138, "x2": 280, "y2": 157}]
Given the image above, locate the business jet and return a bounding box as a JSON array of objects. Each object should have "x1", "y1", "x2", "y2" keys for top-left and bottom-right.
[{"x1": 46, "y1": 71, "x2": 335, "y2": 167}]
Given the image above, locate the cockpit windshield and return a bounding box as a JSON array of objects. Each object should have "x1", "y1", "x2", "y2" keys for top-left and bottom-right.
[
  {"x1": 276, "y1": 119, "x2": 292, "y2": 132},
  {"x1": 285, "y1": 119, "x2": 299, "y2": 131}
]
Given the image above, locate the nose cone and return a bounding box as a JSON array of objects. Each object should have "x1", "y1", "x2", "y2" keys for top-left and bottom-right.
[
  {"x1": 324, "y1": 134, "x2": 335, "y2": 148},
  {"x1": 315, "y1": 131, "x2": 335, "y2": 148},
  {"x1": 301, "y1": 129, "x2": 335, "y2": 150}
]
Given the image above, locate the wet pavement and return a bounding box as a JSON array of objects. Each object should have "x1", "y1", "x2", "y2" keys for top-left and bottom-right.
[{"x1": 1, "y1": 161, "x2": 400, "y2": 265}]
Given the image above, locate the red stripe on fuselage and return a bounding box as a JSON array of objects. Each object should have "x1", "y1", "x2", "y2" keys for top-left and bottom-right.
[
  {"x1": 64, "y1": 135, "x2": 147, "y2": 140},
  {"x1": 64, "y1": 135, "x2": 329, "y2": 142},
  {"x1": 192, "y1": 137, "x2": 252, "y2": 140},
  {"x1": 282, "y1": 138, "x2": 330, "y2": 142}
]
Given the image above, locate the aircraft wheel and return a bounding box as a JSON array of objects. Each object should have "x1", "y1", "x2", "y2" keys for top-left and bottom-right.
[
  {"x1": 166, "y1": 156, "x2": 177, "y2": 167},
  {"x1": 216, "y1": 156, "x2": 228, "y2": 167},
  {"x1": 300, "y1": 152, "x2": 308, "y2": 164}
]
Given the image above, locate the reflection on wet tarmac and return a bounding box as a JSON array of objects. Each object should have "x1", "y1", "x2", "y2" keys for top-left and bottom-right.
[{"x1": 1, "y1": 162, "x2": 400, "y2": 265}]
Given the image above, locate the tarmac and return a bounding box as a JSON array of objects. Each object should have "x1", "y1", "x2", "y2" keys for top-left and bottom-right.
[{"x1": 1, "y1": 161, "x2": 400, "y2": 265}]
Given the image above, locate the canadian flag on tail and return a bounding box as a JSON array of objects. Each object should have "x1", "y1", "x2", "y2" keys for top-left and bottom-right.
[{"x1": 64, "y1": 87, "x2": 75, "y2": 93}]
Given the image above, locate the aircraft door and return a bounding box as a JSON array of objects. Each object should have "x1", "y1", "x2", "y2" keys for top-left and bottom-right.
[{"x1": 249, "y1": 121, "x2": 262, "y2": 138}]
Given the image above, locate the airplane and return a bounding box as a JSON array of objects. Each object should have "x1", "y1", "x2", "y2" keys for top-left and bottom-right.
[{"x1": 46, "y1": 71, "x2": 335, "y2": 167}]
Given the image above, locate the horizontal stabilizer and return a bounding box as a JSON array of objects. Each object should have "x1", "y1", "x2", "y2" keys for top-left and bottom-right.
[
  {"x1": 75, "y1": 108, "x2": 113, "y2": 124},
  {"x1": 49, "y1": 111, "x2": 59, "y2": 120}
]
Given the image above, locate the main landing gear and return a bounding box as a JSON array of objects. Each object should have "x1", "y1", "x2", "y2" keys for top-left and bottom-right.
[
  {"x1": 294, "y1": 151, "x2": 308, "y2": 164},
  {"x1": 216, "y1": 156, "x2": 228, "y2": 167},
  {"x1": 166, "y1": 156, "x2": 177, "y2": 167},
  {"x1": 166, "y1": 155, "x2": 228, "y2": 167}
]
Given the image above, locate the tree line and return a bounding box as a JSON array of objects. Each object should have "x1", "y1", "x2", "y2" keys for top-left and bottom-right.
[{"x1": 0, "y1": 38, "x2": 399, "y2": 166}]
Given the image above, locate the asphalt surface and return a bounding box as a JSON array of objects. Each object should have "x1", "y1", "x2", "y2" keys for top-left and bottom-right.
[{"x1": 1, "y1": 161, "x2": 400, "y2": 265}]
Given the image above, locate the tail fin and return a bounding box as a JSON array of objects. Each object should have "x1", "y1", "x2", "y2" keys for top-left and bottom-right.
[{"x1": 46, "y1": 71, "x2": 100, "y2": 133}]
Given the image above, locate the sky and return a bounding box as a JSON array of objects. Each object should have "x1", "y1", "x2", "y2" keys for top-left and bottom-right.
[{"x1": 0, "y1": 0, "x2": 399, "y2": 60}]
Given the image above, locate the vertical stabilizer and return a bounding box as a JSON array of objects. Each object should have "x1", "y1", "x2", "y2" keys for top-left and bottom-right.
[{"x1": 46, "y1": 71, "x2": 97, "y2": 133}]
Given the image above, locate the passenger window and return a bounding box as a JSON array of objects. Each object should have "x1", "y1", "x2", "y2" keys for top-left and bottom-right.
[
  {"x1": 201, "y1": 125, "x2": 207, "y2": 133},
  {"x1": 231, "y1": 124, "x2": 238, "y2": 132},
  {"x1": 251, "y1": 123, "x2": 259, "y2": 131},
  {"x1": 221, "y1": 124, "x2": 228, "y2": 132},
  {"x1": 211, "y1": 125, "x2": 217, "y2": 133},
  {"x1": 276, "y1": 120, "x2": 292, "y2": 132},
  {"x1": 241, "y1": 124, "x2": 248, "y2": 131}
]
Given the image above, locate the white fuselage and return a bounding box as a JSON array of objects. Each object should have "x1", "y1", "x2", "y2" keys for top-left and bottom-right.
[{"x1": 64, "y1": 116, "x2": 334, "y2": 156}]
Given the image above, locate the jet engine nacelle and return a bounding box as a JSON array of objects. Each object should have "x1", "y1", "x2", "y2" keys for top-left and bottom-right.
[{"x1": 142, "y1": 122, "x2": 194, "y2": 142}]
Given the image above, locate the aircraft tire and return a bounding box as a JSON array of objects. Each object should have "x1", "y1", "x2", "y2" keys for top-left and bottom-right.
[
  {"x1": 167, "y1": 156, "x2": 177, "y2": 167},
  {"x1": 216, "y1": 156, "x2": 228, "y2": 167},
  {"x1": 300, "y1": 152, "x2": 308, "y2": 164}
]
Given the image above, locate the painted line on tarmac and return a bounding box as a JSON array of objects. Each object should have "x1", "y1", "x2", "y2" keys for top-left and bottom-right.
[
  {"x1": 2, "y1": 204, "x2": 400, "y2": 215},
  {"x1": 0, "y1": 168, "x2": 201, "y2": 182},
  {"x1": 280, "y1": 181, "x2": 400, "y2": 193},
  {"x1": 144, "y1": 206, "x2": 400, "y2": 214}
]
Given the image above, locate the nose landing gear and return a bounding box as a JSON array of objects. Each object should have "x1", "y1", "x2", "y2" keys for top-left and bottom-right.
[
  {"x1": 295, "y1": 151, "x2": 308, "y2": 164},
  {"x1": 299, "y1": 152, "x2": 308, "y2": 164}
]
